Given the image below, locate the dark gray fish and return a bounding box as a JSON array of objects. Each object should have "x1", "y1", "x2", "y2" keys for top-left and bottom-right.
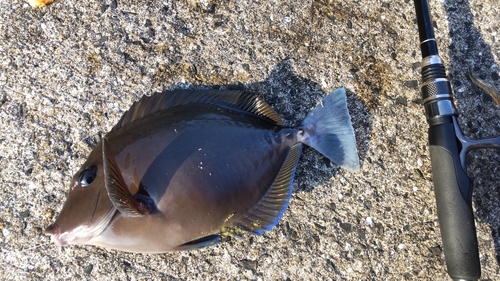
[
  {"x1": 45, "y1": 88, "x2": 359, "y2": 253},
  {"x1": 468, "y1": 68, "x2": 500, "y2": 106}
]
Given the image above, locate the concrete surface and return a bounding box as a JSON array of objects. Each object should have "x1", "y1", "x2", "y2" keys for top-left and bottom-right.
[{"x1": 1, "y1": 0, "x2": 499, "y2": 280}]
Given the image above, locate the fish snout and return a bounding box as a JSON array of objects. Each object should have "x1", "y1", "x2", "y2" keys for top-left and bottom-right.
[{"x1": 44, "y1": 223, "x2": 65, "y2": 246}]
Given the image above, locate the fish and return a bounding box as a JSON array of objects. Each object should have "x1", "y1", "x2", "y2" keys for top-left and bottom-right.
[
  {"x1": 44, "y1": 88, "x2": 360, "y2": 253},
  {"x1": 468, "y1": 68, "x2": 500, "y2": 106}
]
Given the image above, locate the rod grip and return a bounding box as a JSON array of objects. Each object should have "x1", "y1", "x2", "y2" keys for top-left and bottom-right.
[{"x1": 428, "y1": 123, "x2": 481, "y2": 280}]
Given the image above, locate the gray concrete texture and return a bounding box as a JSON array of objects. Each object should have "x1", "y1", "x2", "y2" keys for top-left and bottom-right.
[{"x1": 1, "y1": 0, "x2": 499, "y2": 279}]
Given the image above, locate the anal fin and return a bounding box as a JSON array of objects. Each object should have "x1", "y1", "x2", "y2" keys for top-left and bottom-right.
[
  {"x1": 236, "y1": 143, "x2": 302, "y2": 234},
  {"x1": 102, "y1": 137, "x2": 150, "y2": 217}
]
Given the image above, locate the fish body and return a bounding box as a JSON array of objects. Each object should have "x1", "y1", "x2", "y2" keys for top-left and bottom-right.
[{"x1": 45, "y1": 88, "x2": 359, "y2": 252}]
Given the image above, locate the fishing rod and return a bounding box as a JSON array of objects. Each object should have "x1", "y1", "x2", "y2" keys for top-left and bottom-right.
[{"x1": 413, "y1": 0, "x2": 500, "y2": 280}]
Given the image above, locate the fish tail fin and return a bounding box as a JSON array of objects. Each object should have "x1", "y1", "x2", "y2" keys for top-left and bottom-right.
[{"x1": 299, "y1": 87, "x2": 360, "y2": 172}]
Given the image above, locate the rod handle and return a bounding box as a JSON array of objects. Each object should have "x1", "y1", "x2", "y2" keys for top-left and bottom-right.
[{"x1": 428, "y1": 122, "x2": 481, "y2": 280}]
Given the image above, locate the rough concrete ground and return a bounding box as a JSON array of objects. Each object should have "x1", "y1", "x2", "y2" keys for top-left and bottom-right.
[{"x1": 0, "y1": 0, "x2": 499, "y2": 280}]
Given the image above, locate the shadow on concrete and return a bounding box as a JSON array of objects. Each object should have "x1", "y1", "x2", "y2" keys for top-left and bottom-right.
[{"x1": 444, "y1": 0, "x2": 500, "y2": 266}]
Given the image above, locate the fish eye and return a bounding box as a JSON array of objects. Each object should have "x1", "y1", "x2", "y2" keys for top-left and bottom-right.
[{"x1": 78, "y1": 166, "x2": 97, "y2": 187}]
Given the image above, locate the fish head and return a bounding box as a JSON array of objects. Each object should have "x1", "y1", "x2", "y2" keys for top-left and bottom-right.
[{"x1": 45, "y1": 141, "x2": 116, "y2": 246}]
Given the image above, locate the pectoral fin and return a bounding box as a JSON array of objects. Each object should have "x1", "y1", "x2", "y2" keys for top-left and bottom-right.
[{"x1": 102, "y1": 137, "x2": 150, "y2": 216}]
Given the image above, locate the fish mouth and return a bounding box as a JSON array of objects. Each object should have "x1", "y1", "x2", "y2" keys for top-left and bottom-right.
[
  {"x1": 44, "y1": 208, "x2": 117, "y2": 246},
  {"x1": 44, "y1": 223, "x2": 65, "y2": 246}
]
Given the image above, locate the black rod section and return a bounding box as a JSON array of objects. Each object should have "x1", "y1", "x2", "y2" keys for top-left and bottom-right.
[
  {"x1": 413, "y1": 0, "x2": 481, "y2": 280},
  {"x1": 414, "y1": 0, "x2": 439, "y2": 57}
]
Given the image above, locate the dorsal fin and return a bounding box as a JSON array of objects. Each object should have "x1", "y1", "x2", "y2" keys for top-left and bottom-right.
[
  {"x1": 235, "y1": 143, "x2": 302, "y2": 234},
  {"x1": 113, "y1": 90, "x2": 283, "y2": 131}
]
